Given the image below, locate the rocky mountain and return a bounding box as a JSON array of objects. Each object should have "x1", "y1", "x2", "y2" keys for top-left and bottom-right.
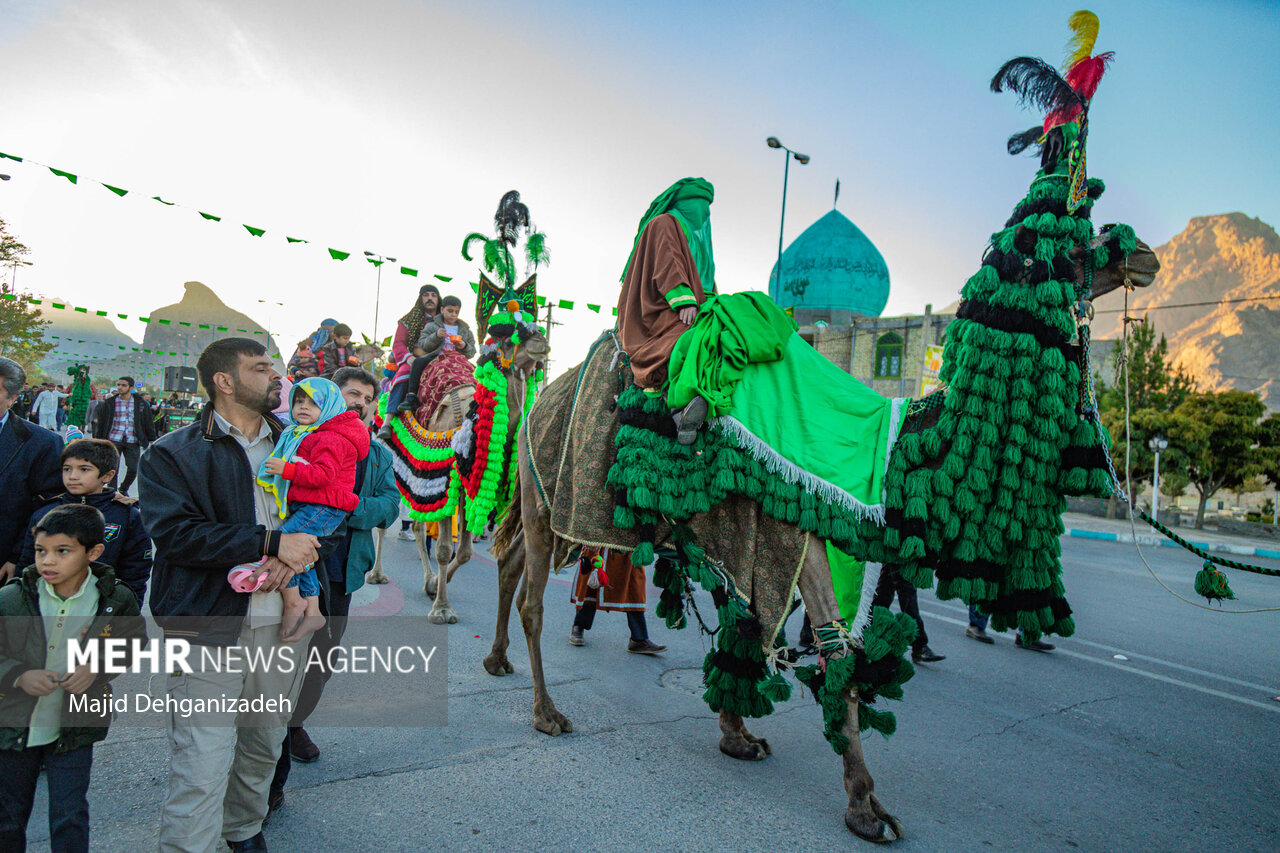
[
  {"x1": 38, "y1": 280, "x2": 283, "y2": 388},
  {"x1": 39, "y1": 299, "x2": 145, "y2": 381},
  {"x1": 1093, "y1": 213, "x2": 1280, "y2": 409},
  {"x1": 143, "y1": 281, "x2": 283, "y2": 365}
]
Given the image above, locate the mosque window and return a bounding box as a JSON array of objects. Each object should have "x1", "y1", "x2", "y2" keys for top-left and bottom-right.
[{"x1": 874, "y1": 332, "x2": 903, "y2": 378}]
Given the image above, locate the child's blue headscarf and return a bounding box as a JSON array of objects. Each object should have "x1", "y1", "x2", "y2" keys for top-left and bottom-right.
[{"x1": 257, "y1": 376, "x2": 347, "y2": 517}]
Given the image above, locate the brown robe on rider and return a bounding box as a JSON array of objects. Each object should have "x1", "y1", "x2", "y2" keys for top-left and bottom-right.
[{"x1": 617, "y1": 213, "x2": 707, "y2": 389}]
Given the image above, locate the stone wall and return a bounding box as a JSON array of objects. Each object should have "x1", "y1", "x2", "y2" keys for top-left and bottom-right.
[
  {"x1": 801, "y1": 307, "x2": 955, "y2": 399},
  {"x1": 1217, "y1": 519, "x2": 1280, "y2": 541}
]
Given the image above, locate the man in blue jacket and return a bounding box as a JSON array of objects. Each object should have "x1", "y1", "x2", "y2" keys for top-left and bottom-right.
[
  {"x1": 269, "y1": 367, "x2": 400, "y2": 809},
  {"x1": 0, "y1": 357, "x2": 63, "y2": 584}
]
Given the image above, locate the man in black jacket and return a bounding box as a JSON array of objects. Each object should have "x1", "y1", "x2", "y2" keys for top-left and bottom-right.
[
  {"x1": 91, "y1": 376, "x2": 156, "y2": 496},
  {"x1": 139, "y1": 338, "x2": 338, "y2": 853},
  {"x1": 0, "y1": 357, "x2": 63, "y2": 583}
]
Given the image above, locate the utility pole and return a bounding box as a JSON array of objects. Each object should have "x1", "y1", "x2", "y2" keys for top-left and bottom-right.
[{"x1": 540, "y1": 302, "x2": 563, "y2": 381}]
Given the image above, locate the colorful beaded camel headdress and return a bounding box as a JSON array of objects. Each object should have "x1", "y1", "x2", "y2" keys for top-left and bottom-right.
[{"x1": 462, "y1": 190, "x2": 548, "y2": 340}]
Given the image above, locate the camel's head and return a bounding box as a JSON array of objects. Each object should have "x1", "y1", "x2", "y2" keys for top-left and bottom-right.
[
  {"x1": 486, "y1": 319, "x2": 549, "y2": 378},
  {"x1": 352, "y1": 341, "x2": 385, "y2": 370}
]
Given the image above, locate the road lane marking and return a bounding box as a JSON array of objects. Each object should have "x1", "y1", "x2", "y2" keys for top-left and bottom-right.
[
  {"x1": 917, "y1": 608, "x2": 1280, "y2": 714},
  {"x1": 920, "y1": 598, "x2": 1280, "y2": 694}
]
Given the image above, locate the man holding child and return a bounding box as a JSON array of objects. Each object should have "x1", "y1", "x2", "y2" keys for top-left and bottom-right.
[{"x1": 139, "y1": 337, "x2": 343, "y2": 853}]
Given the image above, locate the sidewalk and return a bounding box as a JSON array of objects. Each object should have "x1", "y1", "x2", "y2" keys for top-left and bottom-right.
[{"x1": 1062, "y1": 512, "x2": 1280, "y2": 561}]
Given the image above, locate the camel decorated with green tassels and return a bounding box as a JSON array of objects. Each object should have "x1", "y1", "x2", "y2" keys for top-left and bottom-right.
[{"x1": 481, "y1": 12, "x2": 1161, "y2": 842}]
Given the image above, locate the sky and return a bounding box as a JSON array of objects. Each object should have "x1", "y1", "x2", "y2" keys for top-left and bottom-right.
[{"x1": 3, "y1": 0, "x2": 1278, "y2": 374}]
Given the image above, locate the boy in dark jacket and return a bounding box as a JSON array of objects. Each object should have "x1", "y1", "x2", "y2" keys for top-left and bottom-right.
[
  {"x1": 20, "y1": 439, "x2": 152, "y2": 606},
  {"x1": 0, "y1": 504, "x2": 147, "y2": 853},
  {"x1": 318, "y1": 323, "x2": 358, "y2": 379}
]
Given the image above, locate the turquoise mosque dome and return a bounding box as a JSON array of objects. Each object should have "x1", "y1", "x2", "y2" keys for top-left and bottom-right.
[{"x1": 767, "y1": 209, "x2": 890, "y2": 318}]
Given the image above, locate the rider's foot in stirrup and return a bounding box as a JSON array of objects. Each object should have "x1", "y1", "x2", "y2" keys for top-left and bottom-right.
[
  {"x1": 397, "y1": 393, "x2": 420, "y2": 414},
  {"x1": 671, "y1": 395, "x2": 708, "y2": 446}
]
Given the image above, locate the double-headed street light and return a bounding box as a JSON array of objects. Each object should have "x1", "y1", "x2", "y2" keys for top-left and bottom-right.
[
  {"x1": 1149, "y1": 434, "x2": 1169, "y2": 519},
  {"x1": 364, "y1": 251, "x2": 397, "y2": 342},
  {"x1": 766, "y1": 137, "x2": 810, "y2": 299}
]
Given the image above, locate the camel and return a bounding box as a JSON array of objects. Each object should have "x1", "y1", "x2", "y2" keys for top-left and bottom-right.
[
  {"x1": 480, "y1": 198, "x2": 1156, "y2": 845},
  {"x1": 367, "y1": 329, "x2": 549, "y2": 625}
]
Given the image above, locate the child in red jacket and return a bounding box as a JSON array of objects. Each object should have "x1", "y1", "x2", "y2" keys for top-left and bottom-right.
[{"x1": 231, "y1": 377, "x2": 370, "y2": 640}]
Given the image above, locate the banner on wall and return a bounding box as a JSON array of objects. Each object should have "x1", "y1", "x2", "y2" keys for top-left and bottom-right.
[{"x1": 919, "y1": 344, "x2": 944, "y2": 397}]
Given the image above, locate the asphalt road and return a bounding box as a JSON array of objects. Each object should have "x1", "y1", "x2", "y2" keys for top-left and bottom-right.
[{"x1": 25, "y1": 534, "x2": 1280, "y2": 852}]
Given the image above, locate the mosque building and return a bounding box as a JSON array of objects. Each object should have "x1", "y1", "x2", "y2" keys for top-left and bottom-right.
[{"x1": 768, "y1": 206, "x2": 955, "y2": 399}]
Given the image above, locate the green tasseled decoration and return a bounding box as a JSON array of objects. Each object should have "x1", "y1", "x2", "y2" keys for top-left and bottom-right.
[
  {"x1": 758, "y1": 670, "x2": 792, "y2": 703},
  {"x1": 1194, "y1": 561, "x2": 1236, "y2": 602},
  {"x1": 794, "y1": 608, "x2": 917, "y2": 754},
  {"x1": 608, "y1": 384, "x2": 866, "y2": 554}
]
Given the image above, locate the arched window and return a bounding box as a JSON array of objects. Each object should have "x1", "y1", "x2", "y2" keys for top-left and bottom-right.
[{"x1": 874, "y1": 332, "x2": 903, "y2": 379}]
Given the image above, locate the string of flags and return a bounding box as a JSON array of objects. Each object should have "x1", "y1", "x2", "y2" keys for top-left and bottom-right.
[
  {"x1": 1, "y1": 149, "x2": 617, "y2": 317},
  {"x1": 45, "y1": 334, "x2": 280, "y2": 361}
]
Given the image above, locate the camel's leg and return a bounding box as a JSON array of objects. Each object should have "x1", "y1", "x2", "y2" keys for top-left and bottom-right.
[
  {"x1": 482, "y1": 533, "x2": 524, "y2": 676},
  {"x1": 796, "y1": 540, "x2": 902, "y2": 842},
  {"x1": 427, "y1": 517, "x2": 457, "y2": 624},
  {"x1": 516, "y1": 442, "x2": 571, "y2": 735},
  {"x1": 718, "y1": 710, "x2": 771, "y2": 761},
  {"x1": 365, "y1": 526, "x2": 389, "y2": 585},
  {"x1": 446, "y1": 503, "x2": 473, "y2": 580},
  {"x1": 425, "y1": 518, "x2": 451, "y2": 596}
]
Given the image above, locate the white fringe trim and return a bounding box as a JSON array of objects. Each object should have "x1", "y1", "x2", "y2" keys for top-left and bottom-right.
[
  {"x1": 881, "y1": 396, "x2": 909, "y2": 502},
  {"x1": 849, "y1": 561, "x2": 881, "y2": 643},
  {"x1": 709, "y1": 415, "x2": 886, "y2": 525}
]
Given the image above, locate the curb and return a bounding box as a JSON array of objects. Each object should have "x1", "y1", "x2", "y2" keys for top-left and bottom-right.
[{"x1": 1067, "y1": 528, "x2": 1280, "y2": 561}]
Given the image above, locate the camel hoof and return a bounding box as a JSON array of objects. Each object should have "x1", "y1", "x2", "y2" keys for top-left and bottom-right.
[
  {"x1": 482, "y1": 654, "x2": 512, "y2": 676},
  {"x1": 428, "y1": 606, "x2": 458, "y2": 625},
  {"x1": 719, "y1": 735, "x2": 769, "y2": 761},
  {"x1": 845, "y1": 798, "x2": 903, "y2": 843},
  {"x1": 425, "y1": 576, "x2": 438, "y2": 597},
  {"x1": 533, "y1": 709, "x2": 573, "y2": 735}
]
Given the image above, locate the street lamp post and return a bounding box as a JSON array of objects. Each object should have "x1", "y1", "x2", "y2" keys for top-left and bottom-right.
[
  {"x1": 1149, "y1": 435, "x2": 1169, "y2": 520},
  {"x1": 766, "y1": 137, "x2": 810, "y2": 300},
  {"x1": 364, "y1": 252, "x2": 398, "y2": 342},
  {"x1": 257, "y1": 299, "x2": 283, "y2": 358}
]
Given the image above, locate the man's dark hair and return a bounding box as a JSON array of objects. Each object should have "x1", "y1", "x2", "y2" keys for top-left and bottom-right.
[
  {"x1": 332, "y1": 367, "x2": 379, "y2": 396},
  {"x1": 118, "y1": 376, "x2": 135, "y2": 388},
  {"x1": 34, "y1": 503, "x2": 106, "y2": 550},
  {"x1": 196, "y1": 338, "x2": 266, "y2": 398},
  {"x1": 0, "y1": 356, "x2": 25, "y2": 398},
  {"x1": 332, "y1": 323, "x2": 353, "y2": 338},
  {"x1": 441, "y1": 295, "x2": 463, "y2": 310},
  {"x1": 61, "y1": 438, "x2": 120, "y2": 477}
]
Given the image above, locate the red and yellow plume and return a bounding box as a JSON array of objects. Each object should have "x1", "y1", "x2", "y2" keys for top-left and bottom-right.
[{"x1": 1044, "y1": 10, "x2": 1112, "y2": 132}]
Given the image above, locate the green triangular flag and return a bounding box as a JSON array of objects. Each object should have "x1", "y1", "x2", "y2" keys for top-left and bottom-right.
[
  {"x1": 200, "y1": 212, "x2": 221, "y2": 221},
  {"x1": 0, "y1": 152, "x2": 21, "y2": 161},
  {"x1": 400, "y1": 267, "x2": 418, "y2": 277},
  {"x1": 49, "y1": 168, "x2": 77, "y2": 184},
  {"x1": 587, "y1": 304, "x2": 600, "y2": 313},
  {"x1": 0, "y1": 293, "x2": 14, "y2": 301},
  {"x1": 243, "y1": 225, "x2": 265, "y2": 237},
  {"x1": 117, "y1": 313, "x2": 127, "y2": 319},
  {"x1": 153, "y1": 196, "x2": 174, "y2": 205},
  {"x1": 178, "y1": 321, "x2": 191, "y2": 326},
  {"x1": 28, "y1": 298, "x2": 40, "y2": 304},
  {"x1": 434, "y1": 274, "x2": 453, "y2": 282},
  {"x1": 536, "y1": 296, "x2": 547, "y2": 306},
  {"x1": 558, "y1": 299, "x2": 574, "y2": 309},
  {"x1": 198, "y1": 324, "x2": 210, "y2": 329},
  {"x1": 469, "y1": 282, "x2": 478, "y2": 293},
  {"x1": 217, "y1": 326, "x2": 228, "y2": 331},
  {"x1": 286, "y1": 236, "x2": 308, "y2": 244},
  {"x1": 612, "y1": 307, "x2": 618, "y2": 316},
  {"x1": 328, "y1": 249, "x2": 350, "y2": 261},
  {"x1": 158, "y1": 319, "x2": 171, "y2": 325},
  {"x1": 74, "y1": 306, "x2": 87, "y2": 313},
  {"x1": 103, "y1": 184, "x2": 128, "y2": 197},
  {"x1": 95, "y1": 310, "x2": 106, "y2": 316},
  {"x1": 52, "y1": 302, "x2": 65, "y2": 309},
  {"x1": 367, "y1": 258, "x2": 384, "y2": 267}
]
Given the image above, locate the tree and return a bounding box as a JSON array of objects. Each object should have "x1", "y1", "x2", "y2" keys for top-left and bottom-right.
[
  {"x1": 0, "y1": 216, "x2": 52, "y2": 378},
  {"x1": 1171, "y1": 389, "x2": 1266, "y2": 528},
  {"x1": 1095, "y1": 319, "x2": 1198, "y2": 505}
]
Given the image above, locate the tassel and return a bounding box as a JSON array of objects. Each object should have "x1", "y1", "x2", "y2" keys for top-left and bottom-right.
[{"x1": 1194, "y1": 561, "x2": 1236, "y2": 602}]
